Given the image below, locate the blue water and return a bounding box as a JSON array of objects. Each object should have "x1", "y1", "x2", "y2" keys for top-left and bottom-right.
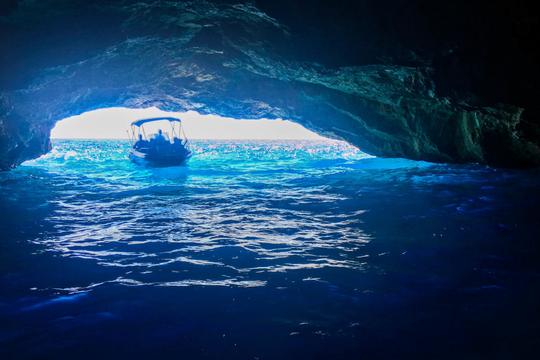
[{"x1": 1, "y1": 139, "x2": 540, "y2": 359}]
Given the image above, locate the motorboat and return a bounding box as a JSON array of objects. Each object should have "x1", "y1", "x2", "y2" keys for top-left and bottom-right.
[{"x1": 128, "y1": 117, "x2": 191, "y2": 167}]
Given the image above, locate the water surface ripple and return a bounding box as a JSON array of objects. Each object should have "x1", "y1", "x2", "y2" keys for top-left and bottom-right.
[{"x1": 1, "y1": 139, "x2": 539, "y2": 359}]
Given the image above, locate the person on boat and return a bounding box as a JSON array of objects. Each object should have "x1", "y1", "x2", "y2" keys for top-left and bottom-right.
[
  {"x1": 134, "y1": 134, "x2": 148, "y2": 150},
  {"x1": 152, "y1": 129, "x2": 167, "y2": 143}
]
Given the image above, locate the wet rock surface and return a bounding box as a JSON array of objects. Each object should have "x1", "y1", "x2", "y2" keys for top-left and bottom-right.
[{"x1": 1, "y1": 0, "x2": 539, "y2": 169}]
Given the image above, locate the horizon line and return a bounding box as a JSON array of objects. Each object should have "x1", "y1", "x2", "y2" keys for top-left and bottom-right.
[{"x1": 50, "y1": 137, "x2": 341, "y2": 141}]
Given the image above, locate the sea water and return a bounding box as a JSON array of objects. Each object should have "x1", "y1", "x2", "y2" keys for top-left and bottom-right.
[{"x1": 1, "y1": 139, "x2": 539, "y2": 359}]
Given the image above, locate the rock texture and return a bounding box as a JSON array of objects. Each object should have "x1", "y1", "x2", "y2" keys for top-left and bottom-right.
[{"x1": 1, "y1": 0, "x2": 539, "y2": 169}]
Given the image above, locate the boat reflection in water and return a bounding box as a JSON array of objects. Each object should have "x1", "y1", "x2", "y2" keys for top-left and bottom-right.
[{"x1": 128, "y1": 117, "x2": 191, "y2": 167}]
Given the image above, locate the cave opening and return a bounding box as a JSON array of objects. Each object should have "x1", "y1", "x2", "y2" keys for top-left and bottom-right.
[
  {"x1": 50, "y1": 107, "x2": 329, "y2": 141},
  {"x1": 22, "y1": 106, "x2": 369, "y2": 170}
]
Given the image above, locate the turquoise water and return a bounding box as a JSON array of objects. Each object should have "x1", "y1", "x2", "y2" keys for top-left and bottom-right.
[{"x1": 1, "y1": 139, "x2": 540, "y2": 359}]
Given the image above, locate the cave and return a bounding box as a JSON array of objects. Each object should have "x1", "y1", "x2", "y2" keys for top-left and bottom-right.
[
  {"x1": 1, "y1": 1, "x2": 540, "y2": 359},
  {"x1": 1, "y1": 0, "x2": 539, "y2": 170}
]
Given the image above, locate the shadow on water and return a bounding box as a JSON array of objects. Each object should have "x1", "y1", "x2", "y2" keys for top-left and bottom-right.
[{"x1": 1, "y1": 139, "x2": 540, "y2": 359}]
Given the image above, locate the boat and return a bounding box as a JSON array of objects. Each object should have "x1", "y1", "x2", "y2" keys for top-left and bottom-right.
[{"x1": 127, "y1": 117, "x2": 191, "y2": 167}]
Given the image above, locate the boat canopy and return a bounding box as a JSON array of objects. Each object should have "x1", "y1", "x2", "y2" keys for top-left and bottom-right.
[{"x1": 131, "y1": 117, "x2": 182, "y2": 127}]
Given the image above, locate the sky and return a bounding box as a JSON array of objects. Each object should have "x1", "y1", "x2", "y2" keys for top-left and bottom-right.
[{"x1": 51, "y1": 107, "x2": 325, "y2": 140}]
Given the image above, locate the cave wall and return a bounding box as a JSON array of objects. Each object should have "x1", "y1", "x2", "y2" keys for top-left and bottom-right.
[{"x1": 1, "y1": 0, "x2": 539, "y2": 169}]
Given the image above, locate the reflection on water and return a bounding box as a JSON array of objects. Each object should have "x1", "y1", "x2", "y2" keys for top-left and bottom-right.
[{"x1": 1, "y1": 139, "x2": 539, "y2": 359}]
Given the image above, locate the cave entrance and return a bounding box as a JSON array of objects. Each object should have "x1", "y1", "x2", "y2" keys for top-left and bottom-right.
[
  {"x1": 32, "y1": 107, "x2": 366, "y2": 169},
  {"x1": 51, "y1": 107, "x2": 327, "y2": 141}
]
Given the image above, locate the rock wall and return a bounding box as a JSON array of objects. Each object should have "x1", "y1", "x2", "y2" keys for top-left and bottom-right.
[{"x1": 1, "y1": 0, "x2": 539, "y2": 169}]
